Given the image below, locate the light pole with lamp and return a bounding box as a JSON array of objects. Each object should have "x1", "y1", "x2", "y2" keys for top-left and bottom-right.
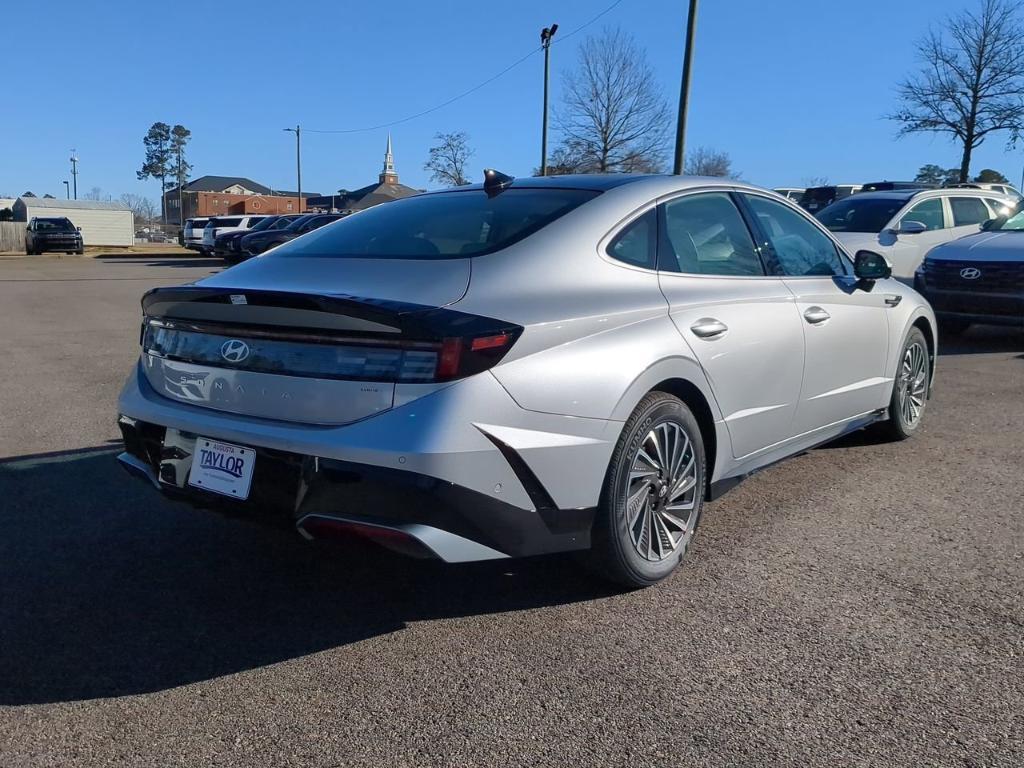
[{"x1": 540, "y1": 24, "x2": 558, "y2": 176}]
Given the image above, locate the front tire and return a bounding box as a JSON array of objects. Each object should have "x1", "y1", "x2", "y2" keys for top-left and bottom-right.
[
  {"x1": 879, "y1": 327, "x2": 930, "y2": 441},
  {"x1": 588, "y1": 392, "x2": 706, "y2": 589}
]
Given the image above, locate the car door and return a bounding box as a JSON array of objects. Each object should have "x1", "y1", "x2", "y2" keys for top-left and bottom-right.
[
  {"x1": 740, "y1": 193, "x2": 891, "y2": 435},
  {"x1": 887, "y1": 196, "x2": 951, "y2": 276},
  {"x1": 656, "y1": 190, "x2": 805, "y2": 459}
]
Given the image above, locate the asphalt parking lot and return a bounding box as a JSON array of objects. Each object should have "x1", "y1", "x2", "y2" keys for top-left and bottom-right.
[{"x1": 0, "y1": 255, "x2": 1022, "y2": 767}]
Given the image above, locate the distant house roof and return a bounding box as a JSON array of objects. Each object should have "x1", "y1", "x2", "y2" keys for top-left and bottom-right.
[
  {"x1": 16, "y1": 197, "x2": 130, "y2": 211},
  {"x1": 308, "y1": 181, "x2": 420, "y2": 212},
  {"x1": 275, "y1": 190, "x2": 320, "y2": 198},
  {"x1": 173, "y1": 175, "x2": 273, "y2": 195}
]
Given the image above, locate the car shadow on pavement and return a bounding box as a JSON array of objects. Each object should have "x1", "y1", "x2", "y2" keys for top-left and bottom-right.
[
  {"x1": 0, "y1": 448, "x2": 614, "y2": 705},
  {"x1": 938, "y1": 325, "x2": 1024, "y2": 355},
  {"x1": 95, "y1": 257, "x2": 224, "y2": 269}
]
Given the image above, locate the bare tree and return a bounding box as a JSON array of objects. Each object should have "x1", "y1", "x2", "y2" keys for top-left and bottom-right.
[
  {"x1": 801, "y1": 175, "x2": 830, "y2": 187},
  {"x1": 424, "y1": 131, "x2": 474, "y2": 186},
  {"x1": 685, "y1": 147, "x2": 735, "y2": 177},
  {"x1": 85, "y1": 186, "x2": 104, "y2": 201},
  {"x1": 553, "y1": 27, "x2": 670, "y2": 173},
  {"x1": 119, "y1": 193, "x2": 158, "y2": 228},
  {"x1": 889, "y1": 0, "x2": 1024, "y2": 183}
]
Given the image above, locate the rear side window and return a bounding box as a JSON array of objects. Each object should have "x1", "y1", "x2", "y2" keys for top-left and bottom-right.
[
  {"x1": 744, "y1": 194, "x2": 847, "y2": 277},
  {"x1": 949, "y1": 197, "x2": 991, "y2": 226},
  {"x1": 212, "y1": 217, "x2": 242, "y2": 227},
  {"x1": 607, "y1": 209, "x2": 656, "y2": 269},
  {"x1": 275, "y1": 188, "x2": 599, "y2": 259},
  {"x1": 659, "y1": 192, "x2": 763, "y2": 276}
]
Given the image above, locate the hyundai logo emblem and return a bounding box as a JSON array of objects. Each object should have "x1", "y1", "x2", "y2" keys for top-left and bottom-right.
[
  {"x1": 960, "y1": 267, "x2": 982, "y2": 280},
  {"x1": 220, "y1": 339, "x2": 250, "y2": 363}
]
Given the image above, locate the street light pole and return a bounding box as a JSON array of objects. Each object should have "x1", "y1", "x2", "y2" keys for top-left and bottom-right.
[
  {"x1": 63, "y1": 181, "x2": 70, "y2": 200},
  {"x1": 284, "y1": 125, "x2": 302, "y2": 212},
  {"x1": 69, "y1": 150, "x2": 79, "y2": 199},
  {"x1": 673, "y1": 0, "x2": 699, "y2": 175},
  {"x1": 540, "y1": 24, "x2": 558, "y2": 177}
]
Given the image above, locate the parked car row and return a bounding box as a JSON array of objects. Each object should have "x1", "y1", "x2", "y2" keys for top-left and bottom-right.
[
  {"x1": 183, "y1": 212, "x2": 346, "y2": 262},
  {"x1": 774, "y1": 180, "x2": 1023, "y2": 216}
]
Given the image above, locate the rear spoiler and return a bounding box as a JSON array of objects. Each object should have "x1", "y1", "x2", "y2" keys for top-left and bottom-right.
[{"x1": 141, "y1": 286, "x2": 518, "y2": 342}]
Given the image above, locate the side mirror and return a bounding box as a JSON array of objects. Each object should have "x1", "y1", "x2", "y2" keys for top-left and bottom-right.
[
  {"x1": 981, "y1": 218, "x2": 998, "y2": 231},
  {"x1": 854, "y1": 250, "x2": 892, "y2": 281},
  {"x1": 897, "y1": 220, "x2": 927, "y2": 235},
  {"x1": 77, "y1": 226, "x2": 82, "y2": 231}
]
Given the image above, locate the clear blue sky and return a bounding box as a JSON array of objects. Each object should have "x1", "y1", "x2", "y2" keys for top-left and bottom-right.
[{"x1": 4, "y1": 0, "x2": 1023, "y2": 202}]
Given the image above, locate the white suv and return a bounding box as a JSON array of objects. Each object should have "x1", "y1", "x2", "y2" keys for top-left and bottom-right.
[
  {"x1": 183, "y1": 218, "x2": 209, "y2": 252},
  {"x1": 815, "y1": 188, "x2": 1014, "y2": 277},
  {"x1": 201, "y1": 215, "x2": 269, "y2": 252}
]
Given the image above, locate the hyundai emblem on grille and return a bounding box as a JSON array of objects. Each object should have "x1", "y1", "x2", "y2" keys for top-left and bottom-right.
[{"x1": 960, "y1": 267, "x2": 982, "y2": 280}]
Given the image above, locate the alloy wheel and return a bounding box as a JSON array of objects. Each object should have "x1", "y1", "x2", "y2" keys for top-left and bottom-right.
[
  {"x1": 625, "y1": 421, "x2": 698, "y2": 562},
  {"x1": 899, "y1": 341, "x2": 928, "y2": 427}
]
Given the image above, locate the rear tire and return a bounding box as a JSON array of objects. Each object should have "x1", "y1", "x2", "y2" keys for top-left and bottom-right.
[
  {"x1": 878, "y1": 327, "x2": 930, "y2": 441},
  {"x1": 588, "y1": 392, "x2": 706, "y2": 589}
]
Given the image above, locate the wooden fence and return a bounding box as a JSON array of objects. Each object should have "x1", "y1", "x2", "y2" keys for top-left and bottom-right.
[{"x1": 0, "y1": 222, "x2": 26, "y2": 253}]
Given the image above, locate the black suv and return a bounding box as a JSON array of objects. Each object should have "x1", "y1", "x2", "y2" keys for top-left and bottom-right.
[{"x1": 25, "y1": 217, "x2": 84, "y2": 255}]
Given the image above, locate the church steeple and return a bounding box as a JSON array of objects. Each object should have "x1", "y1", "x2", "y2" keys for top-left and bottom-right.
[{"x1": 379, "y1": 133, "x2": 398, "y2": 184}]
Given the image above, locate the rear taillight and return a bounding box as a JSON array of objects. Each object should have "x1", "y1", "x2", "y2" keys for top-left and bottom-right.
[
  {"x1": 434, "y1": 332, "x2": 518, "y2": 381},
  {"x1": 141, "y1": 318, "x2": 520, "y2": 384}
]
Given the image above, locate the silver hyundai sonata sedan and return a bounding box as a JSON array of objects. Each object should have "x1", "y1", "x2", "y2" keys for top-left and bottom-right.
[{"x1": 117, "y1": 173, "x2": 936, "y2": 587}]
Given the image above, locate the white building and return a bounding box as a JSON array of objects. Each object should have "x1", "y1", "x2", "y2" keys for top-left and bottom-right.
[{"x1": 12, "y1": 197, "x2": 134, "y2": 247}]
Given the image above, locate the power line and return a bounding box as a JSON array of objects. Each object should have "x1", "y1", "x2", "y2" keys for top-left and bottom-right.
[{"x1": 303, "y1": 0, "x2": 625, "y2": 135}]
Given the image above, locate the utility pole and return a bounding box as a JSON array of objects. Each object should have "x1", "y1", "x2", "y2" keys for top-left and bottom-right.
[
  {"x1": 673, "y1": 0, "x2": 699, "y2": 175},
  {"x1": 284, "y1": 125, "x2": 302, "y2": 212},
  {"x1": 63, "y1": 181, "x2": 70, "y2": 199},
  {"x1": 176, "y1": 144, "x2": 184, "y2": 230},
  {"x1": 69, "y1": 150, "x2": 79, "y2": 199},
  {"x1": 540, "y1": 24, "x2": 558, "y2": 177}
]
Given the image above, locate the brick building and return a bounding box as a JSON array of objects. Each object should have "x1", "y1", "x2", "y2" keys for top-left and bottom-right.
[{"x1": 163, "y1": 176, "x2": 319, "y2": 224}]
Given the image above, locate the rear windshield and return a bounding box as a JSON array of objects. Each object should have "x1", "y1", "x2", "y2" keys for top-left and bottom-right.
[
  {"x1": 273, "y1": 188, "x2": 600, "y2": 259},
  {"x1": 816, "y1": 197, "x2": 908, "y2": 233},
  {"x1": 186, "y1": 219, "x2": 207, "y2": 230},
  {"x1": 208, "y1": 217, "x2": 242, "y2": 227}
]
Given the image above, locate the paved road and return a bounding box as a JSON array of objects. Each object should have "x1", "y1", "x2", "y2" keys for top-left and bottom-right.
[{"x1": 1, "y1": 257, "x2": 1022, "y2": 767}]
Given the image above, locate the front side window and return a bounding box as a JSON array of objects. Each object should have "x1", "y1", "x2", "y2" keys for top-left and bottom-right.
[
  {"x1": 659, "y1": 192, "x2": 763, "y2": 276},
  {"x1": 275, "y1": 188, "x2": 599, "y2": 259},
  {"x1": 744, "y1": 194, "x2": 847, "y2": 277},
  {"x1": 900, "y1": 198, "x2": 944, "y2": 231},
  {"x1": 607, "y1": 209, "x2": 656, "y2": 269},
  {"x1": 949, "y1": 196, "x2": 990, "y2": 226}
]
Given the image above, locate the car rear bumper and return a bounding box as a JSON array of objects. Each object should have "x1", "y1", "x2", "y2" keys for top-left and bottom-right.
[{"x1": 116, "y1": 363, "x2": 619, "y2": 561}]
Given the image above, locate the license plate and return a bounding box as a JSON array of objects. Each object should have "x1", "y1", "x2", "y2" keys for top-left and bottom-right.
[{"x1": 188, "y1": 438, "x2": 255, "y2": 500}]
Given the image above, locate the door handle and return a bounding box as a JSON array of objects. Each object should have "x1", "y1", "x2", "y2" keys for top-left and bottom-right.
[
  {"x1": 690, "y1": 318, "x2": 728, "y2": 339},
  {"x1": 803, "y1": 306, "x2": 831, "y2": 325}
]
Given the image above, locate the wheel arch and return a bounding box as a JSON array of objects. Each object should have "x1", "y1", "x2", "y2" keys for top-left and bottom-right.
[
  {"x1": 910, "y1": 314, "x2": 937, "y2": 397},
  {"x1": 649, "y1": 377, "x2": 719, "y2": 495}
]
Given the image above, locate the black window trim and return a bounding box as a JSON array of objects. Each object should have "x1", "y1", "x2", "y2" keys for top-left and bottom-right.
[{"x1": 735, "y1": 190, "x2": 853, "y2": 278}]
